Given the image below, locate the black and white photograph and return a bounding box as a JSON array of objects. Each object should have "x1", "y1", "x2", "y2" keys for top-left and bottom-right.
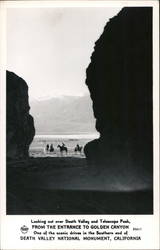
[
  {"x1": 6, "y1": 4, "x2": 154, "y2": 215},
  {"x1": 0, "y1": 1, "x2": 159, "y2": 249}
]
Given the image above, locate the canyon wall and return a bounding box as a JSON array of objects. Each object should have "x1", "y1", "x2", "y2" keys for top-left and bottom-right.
[
  {"x1": 85, "y1": 7, "x2": 153, "y2": 172},
  {"x1": 7, "y1": 71, "x2": 35, "y2": 159}
]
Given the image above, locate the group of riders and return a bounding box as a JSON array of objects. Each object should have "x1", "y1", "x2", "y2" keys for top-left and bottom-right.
[{"x1": 45, "y1": 142, "x2": 83, "y2": 154}]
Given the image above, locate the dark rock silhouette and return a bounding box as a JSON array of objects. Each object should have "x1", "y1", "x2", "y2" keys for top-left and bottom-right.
[
  {"x1": 7, "y1": 71, "x2": 35, "y2": 159},
  {"x1": 85, "y1": 7, "x2": 153, "y2": 172}
]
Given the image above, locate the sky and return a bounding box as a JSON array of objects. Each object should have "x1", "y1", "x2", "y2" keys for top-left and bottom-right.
[{"x1": 7, "y1": 7, "x2": 121, "y2": 100}]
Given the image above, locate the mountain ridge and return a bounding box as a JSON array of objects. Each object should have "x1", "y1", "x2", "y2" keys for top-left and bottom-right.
[{"x1": 30, "y1": 95, "x2": 96, "y2": 134}]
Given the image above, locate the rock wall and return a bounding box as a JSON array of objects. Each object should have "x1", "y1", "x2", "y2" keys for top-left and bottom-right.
[
  {"x1": 85, "y1": 7, "x2": 152, "y2": 171},
  {"x1": 7, "y1": 71, "x2": 35, "y2": 159}
]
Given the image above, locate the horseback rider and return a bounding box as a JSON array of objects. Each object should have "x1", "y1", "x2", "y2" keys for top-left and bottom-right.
[
  {"x1": 75, "y1": 144, "x2": 83, "y2": 153},
  {"x1": 50, "y1": 144, "x2": 54, "y2": 152},
  {"x1": 57, "y1": 144, "x2": 68, "y2": 153},
  {"x1": 46, "y1": 144, "x2": 49, "y2": 152}
]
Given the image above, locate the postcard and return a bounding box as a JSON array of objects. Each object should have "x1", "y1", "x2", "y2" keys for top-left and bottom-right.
[{"x1": 0, "y1": 0, "x2": 159, "y2": 249}]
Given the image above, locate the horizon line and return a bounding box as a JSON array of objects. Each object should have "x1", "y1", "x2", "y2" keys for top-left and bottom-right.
[{"x1": 30, "y1": 93, "x2": 90, "y2": 101}]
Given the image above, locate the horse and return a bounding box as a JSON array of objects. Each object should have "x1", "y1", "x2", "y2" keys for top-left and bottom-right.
[
  {"x1": 50, "y1": 144, "x2": 54, "y2": 152},
  {"x1": 74, "y1": 144, "x2": 83, "y2": 154},
  {"x1": 57, "y1": 145, "x2": 68, "y2": 154},
  {"x1": 46, "y1": 144, "x2": 49, "y2": 152}
]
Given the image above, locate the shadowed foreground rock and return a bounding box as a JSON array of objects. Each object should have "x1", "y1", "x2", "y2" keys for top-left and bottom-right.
[
  {"x1": 7, "y1": 71, "x2": 35, "y2": 159},
  {"x1": 85, "y1": 7, "x2": 153, "y2": 174}
]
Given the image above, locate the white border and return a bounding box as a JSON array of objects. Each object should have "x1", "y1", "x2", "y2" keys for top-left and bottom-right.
[{"x1": 0, "y1": 1, "x2": 159, "y2": 249}]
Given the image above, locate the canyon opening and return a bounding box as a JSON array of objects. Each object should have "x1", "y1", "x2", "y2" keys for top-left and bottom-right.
[{"x1": 6, "y1": 6, "x2": 153, "y2": 215}]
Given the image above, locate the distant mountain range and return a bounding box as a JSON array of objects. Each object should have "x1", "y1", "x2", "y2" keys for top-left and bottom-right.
[{"x1": 30, "y1": 95, "x2": 97, "y2": 135}]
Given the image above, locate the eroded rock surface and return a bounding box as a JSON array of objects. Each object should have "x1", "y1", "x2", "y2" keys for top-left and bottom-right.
[
  {"x1": 7, "y1": 71, "x2": 35, "y2": 159},
  {"x1": 85, "y1": 7, "x2": 152, "y2": 172}
]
